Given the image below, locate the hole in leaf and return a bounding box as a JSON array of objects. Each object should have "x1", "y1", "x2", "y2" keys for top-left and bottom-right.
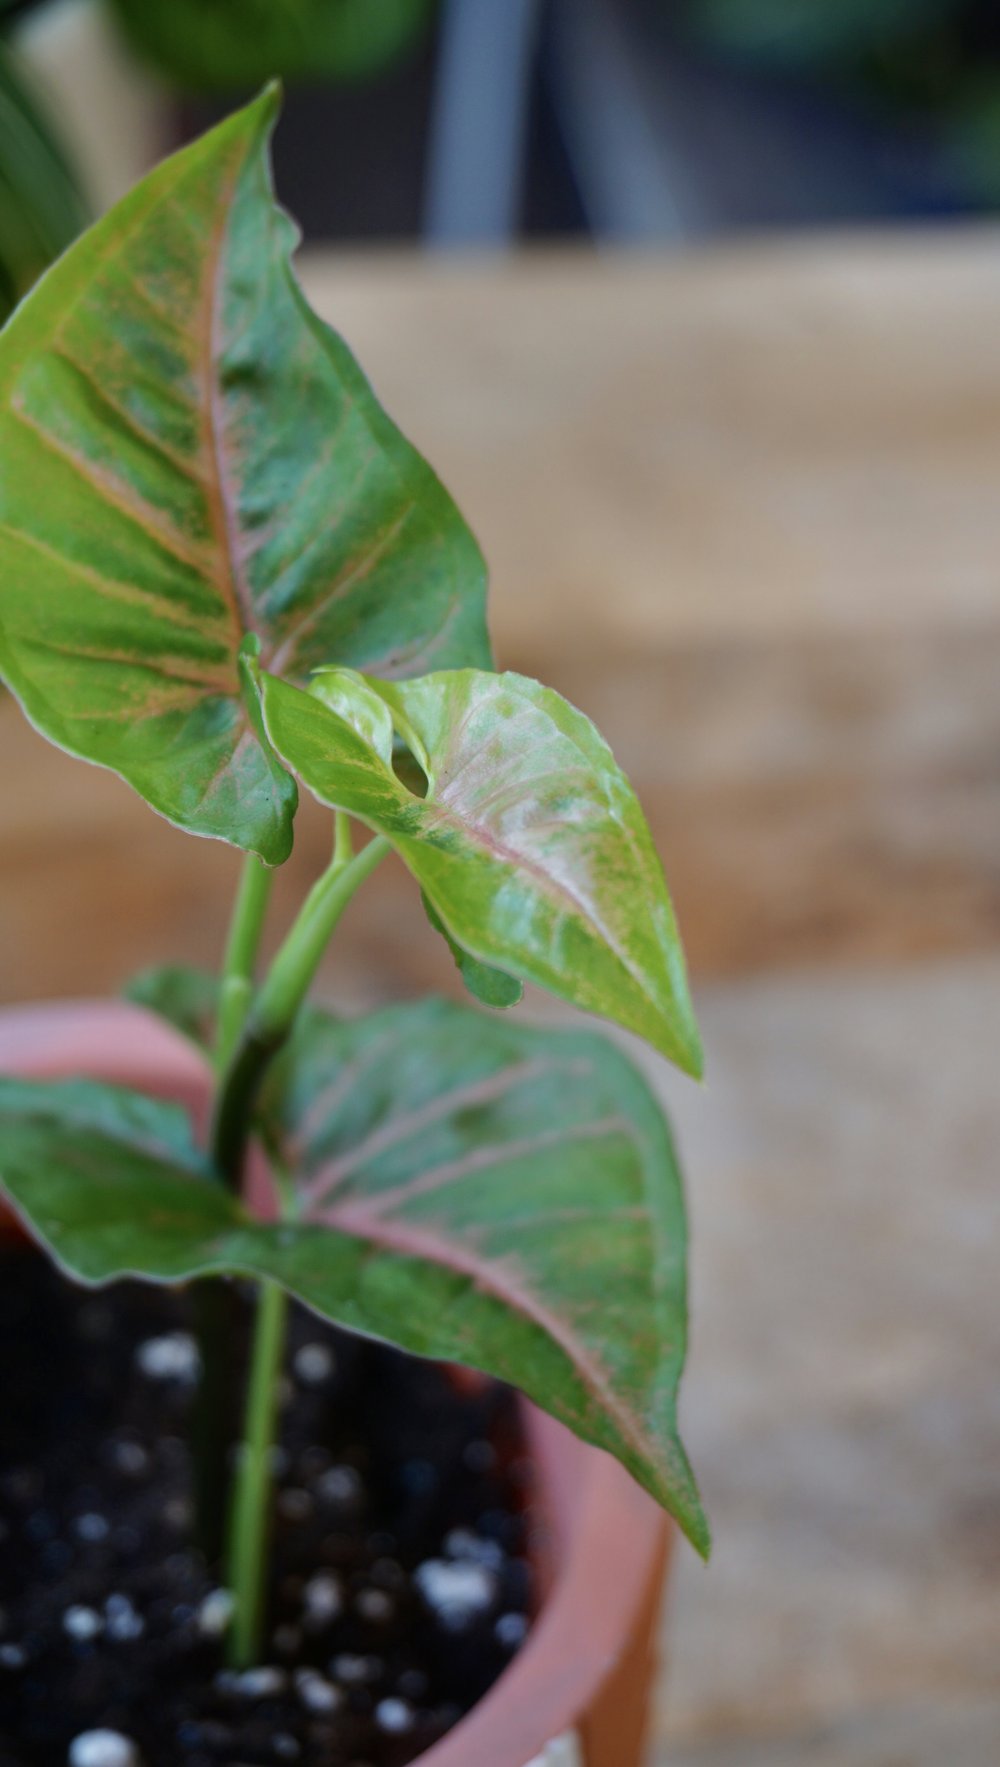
[{"x1": 391, "y1": 736, "x2": 428, "y2": 799}]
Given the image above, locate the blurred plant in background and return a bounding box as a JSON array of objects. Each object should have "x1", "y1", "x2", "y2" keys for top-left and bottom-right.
[
  {"x1": 5, "y1": 0, "x2": 1000, "y2": 282},
  {"x1": 679, "y1": 0, "x2": 1000, "y2": 205},
  {"x1": 681, "y1": 0, "x2": 955, "y2": 65},
  {"x1": 108, "y1": 0, "x2": 436, "y2": 92},
  {"x1": 0, "y1": 0, "x2": 440, "y2": 311},
  {"x1": 0, "y1": 32, "x2": 88, "y2": 322}
]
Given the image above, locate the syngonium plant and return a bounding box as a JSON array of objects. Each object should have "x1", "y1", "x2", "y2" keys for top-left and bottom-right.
[{"x1": 0, "y1": 87, "x2": 708, "y2": 1669}]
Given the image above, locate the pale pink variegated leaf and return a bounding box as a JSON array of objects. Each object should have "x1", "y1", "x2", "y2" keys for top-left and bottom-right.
[{"x1": 261, "y1": 666, "x2": 702, "y2": 1074}]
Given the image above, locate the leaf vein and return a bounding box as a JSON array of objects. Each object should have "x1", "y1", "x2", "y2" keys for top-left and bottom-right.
[
  {"x1": 311, "y1": 1210, "x2": 664, "y2": 1480},
  {"x1": 0, "y1": 521, "x2": 231, "y2": 665},
  {"x1": 269, "y1": 498, "x2": 418, "y2": 676},
  {"x1": 300, "y1": 1057, "x2": 588, "y2": 1208},
  {"x1": 316, "y1": 1116, "x2": 630, "y2": 1222},
  {"x1": 9, "y1": 400, "x2": 215, "y2": 579},
  {"x1": 51, "y1": 344, "x2": 204, "y2": 485}
]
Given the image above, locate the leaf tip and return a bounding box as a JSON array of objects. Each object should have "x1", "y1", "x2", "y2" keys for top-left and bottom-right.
[
  {"x1": 650, "y1": 1002, "x2": 704, "y2": 1082},
  {"x1": 666, "y1": 1462, "x2": 711, "y2": 1561},
  {"x1": 252, "y1": 78, "x2": 285, "y2": 124},
  {"x1": 216, "y1": 81, "x2": 282, "y2": 169},
  {"x1": 678, "y1": 1018, "x2": 706, "y2": 1084},
  {"x1": 686, "y1": 1502, "x2": 712, "y2": 1562},
  {"x1": 662, "y1": 958, "x2": 704, "y2": 1082}
]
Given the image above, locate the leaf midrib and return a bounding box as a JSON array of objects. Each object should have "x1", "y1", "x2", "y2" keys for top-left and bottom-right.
[
  {"x1": 418, "y1": 784, "x2": 658, "y2": 1019},
  {"x1": 199, "y1": 154, "x2": 261, "y2": 670},
  {"x1": 298, "y1": 1056, "x2": 591, "y2": 1209},
  {"x1": 316, "y1": 1115, "x2": 632, "y2": 1225},
  {"x1": 306, "y1": 1207, "x2": 669, "y2": 1495}
]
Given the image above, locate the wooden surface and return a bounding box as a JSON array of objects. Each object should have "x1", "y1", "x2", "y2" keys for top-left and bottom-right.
[{"x1": 2, "y1": 236, "x2": 998, "y2": 1763}]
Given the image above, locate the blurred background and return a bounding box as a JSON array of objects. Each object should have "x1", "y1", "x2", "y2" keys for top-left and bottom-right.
[
  {"x1": 2, "y1": 3, "x2": 999, "y2": 1765},
  {"x1": 11, "y1": 0, "x2": 1000, "y2": 269}
]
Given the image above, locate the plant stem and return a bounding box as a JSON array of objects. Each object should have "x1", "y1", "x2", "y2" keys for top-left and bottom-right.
[
  {"x1": 210, "y1": 836, "x2": 390, "y2": 1191},
  {"x1": 333, "y1": 809, "x2": 353, "y2": 868},
  {"x1": 256, "y1": 833, "x2": 389, "y2": 1042},
  {"x1": 197, "y1": 834, "x2": 389, "y2": 1623},
  {"x1": 191, "y1": 855, "x2": 274, "y2": 1565},
  {"x1": 224, "y1": 1279, "x2": 288, "y2": 1667},
  {"x1": 216, "y1": 854, "x2": 274, "y2": 1072}
]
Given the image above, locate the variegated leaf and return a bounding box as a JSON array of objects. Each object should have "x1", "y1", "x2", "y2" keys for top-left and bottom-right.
[
  {"x1": 262, "y1": 667, "x2": 702, "y2": 1074},
  {"x1": 0, "y1": 1002, "x2": 708, "y2": 1554},
  {"x1": 0, "y1": 89, "x2": 490, "y2": 861}
]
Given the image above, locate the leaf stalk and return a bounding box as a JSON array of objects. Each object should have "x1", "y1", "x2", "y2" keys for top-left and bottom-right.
[
  {"x1": 196, "y1": 831, "x2": 389, "y2": 1634},
  {"x1": 224, "y1": 1278, "x2": 288, "y2": 1667},
  {"x1": 215, "y1": 854, "x2": 275, "y2": 1073},
  {"x1": 192, "y1": 852, "x2": 274, "y2": 1565},
  {"x1": 209, "y1": 835, "x2": 390, "y2": 1190}
]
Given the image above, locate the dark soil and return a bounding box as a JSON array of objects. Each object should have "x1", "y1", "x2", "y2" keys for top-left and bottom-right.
[{"x1": 0, "y1": 1253, "x2": 539, "y2": 1767}]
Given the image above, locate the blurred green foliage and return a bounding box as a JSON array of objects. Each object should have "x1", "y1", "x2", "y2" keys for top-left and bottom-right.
[
  {"x1": 682, "y1": 0, "x2": 1000, "y2": 204},
  {"x1": 107, "y1": 0, "x2": 437, "y2": 91},
  {"x1": 684, "y1": 0, "x2": 958, "y2": 69},
  {"x1": 0, "y1": 38, "x2": 88, "y2": 324},
  {"x1": 0, "y1": 0, "x2": 437, "y2": 322}
]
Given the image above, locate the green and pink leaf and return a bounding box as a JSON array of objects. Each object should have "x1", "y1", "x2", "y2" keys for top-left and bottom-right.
[
  {"x1": 261, "y1": 667, "x2": 702, "y2": 1075},
  {"x1": 0, "y1": 90, "x2": 489, "y2": 861},
  {"x1": 0, "y1": 1002, "x2": 708, "y2": 1554}
]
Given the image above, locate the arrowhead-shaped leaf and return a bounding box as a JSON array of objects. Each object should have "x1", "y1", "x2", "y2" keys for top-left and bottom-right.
[
  {"x1": 0, "y1": 89, "x2": 490, "y2": 861},
  {"x1": 0, "y1": 1004, "x2": 707, "y2": 1554},
  {"x1": 262, "y1": 667, "x2": 702, "y2": 1074},
  {"x1": 258, "y1": 1001, "x2": 707, "y2": 1550}
]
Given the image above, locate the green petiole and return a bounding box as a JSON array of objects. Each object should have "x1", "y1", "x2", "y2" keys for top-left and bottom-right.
[
  {"x1": 202, "y1": 827, "x2": 390, "y2": 1662},
  {"x1": 224, "y1": 1279, "x2": 289, "y2": 1668},
  {"x1": 215, "y1": 854, "x2": 275, "y2": 1074},
  {"x1": 210, "y1": 835, "x2": 390, "y2": 1191}
]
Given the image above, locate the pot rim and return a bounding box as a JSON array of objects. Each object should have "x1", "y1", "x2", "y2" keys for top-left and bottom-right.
[{"x1": 0, "y1": 998, "x2": 669, "y2": 1767}]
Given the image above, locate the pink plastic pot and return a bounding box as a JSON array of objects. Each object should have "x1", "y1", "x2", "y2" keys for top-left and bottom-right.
[{"x1": 0, "y1": 1000, "x2": 672, "y2": 1767}]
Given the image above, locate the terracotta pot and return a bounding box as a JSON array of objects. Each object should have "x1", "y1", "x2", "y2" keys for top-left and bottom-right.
[{"x1": 0, "y1": 1000, "x2": 672, "y2": 1767}]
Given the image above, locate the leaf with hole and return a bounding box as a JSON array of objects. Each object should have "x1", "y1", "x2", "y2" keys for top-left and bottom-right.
[
  {"x1": 261, "y1": 667, "x2": 702, "y2": 1074},
  {"x1": 0, "y1": 88, "x2": 490, "y2": 862}
]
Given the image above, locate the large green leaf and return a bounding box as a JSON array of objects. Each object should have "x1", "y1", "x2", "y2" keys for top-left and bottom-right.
[
  {"x1": 261, "y1": 666, "x2": 702, "y2": 1075},
  {"x1": 109, "y1": 0, "x2": 435, "y2": 90},
  {"x1": 0, "y1": 1003, "x2": 707, "y2": 1553},
  {"x1": 0, "y1": 89, "x2": 490, "y2": 862},
  {"x1": 259, "y1": 1001, "x2": 706, "y2": 1549}
]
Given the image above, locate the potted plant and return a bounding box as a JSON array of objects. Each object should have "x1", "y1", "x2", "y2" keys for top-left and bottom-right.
[{"x1": 0, "y1": 87, "x2": 708, "y2": 1767}]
